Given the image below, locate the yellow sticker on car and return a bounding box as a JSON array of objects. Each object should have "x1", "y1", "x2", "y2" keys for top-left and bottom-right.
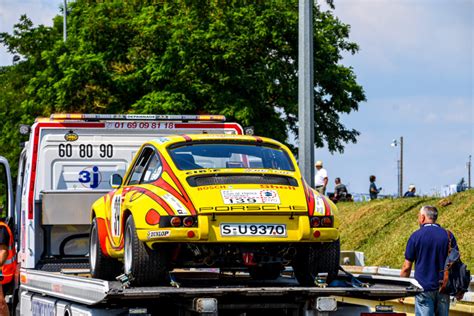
[{"x1": 221, "y1": 189, "x2": 280, "y2": 204}]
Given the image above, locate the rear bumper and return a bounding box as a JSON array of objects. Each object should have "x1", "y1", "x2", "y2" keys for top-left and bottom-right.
[{"x1": 136, "y1": 215, "x2": 339, "y2": 246}]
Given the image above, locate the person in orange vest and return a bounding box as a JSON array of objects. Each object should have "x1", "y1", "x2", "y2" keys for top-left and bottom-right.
[{"x1": 0, "y1": 221, "x2": 16, "y2": 316}]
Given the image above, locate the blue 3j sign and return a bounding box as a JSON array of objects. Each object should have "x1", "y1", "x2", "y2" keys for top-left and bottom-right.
[{"x1": 79, "y1": 166, "x2": 101, "y2": 189}]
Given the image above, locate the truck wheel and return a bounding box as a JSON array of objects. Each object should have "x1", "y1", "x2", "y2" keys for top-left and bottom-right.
[
  {"x1": 90, "y1": 218, "x2": 122, "y2": 280},
  {"x1": 293, "y1": 240, "x2": 340, "y2": 286},
  {"x1": 249, "y1": 264, "x2": 282, "y2": 280},
  {"x1": 124, "y1": 216, "x2": 170, "y2": 286}
]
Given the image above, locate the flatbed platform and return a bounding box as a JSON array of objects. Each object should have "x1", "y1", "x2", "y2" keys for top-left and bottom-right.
[{"x1": 20, "y1": 268, "x2": 422, "y2": 306}]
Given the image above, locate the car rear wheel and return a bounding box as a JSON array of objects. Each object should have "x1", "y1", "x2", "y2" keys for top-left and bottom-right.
[
  {"x1": 293, "y1": 240, "x2": 340, "y2": 286},
  {"x1": 249, "y1": 264, "x2": 282, "y2": 280},
  {"x1": 90, "y1": 217, "x2": 122, "y2": 280},
  {"x1": 123, "y1": 216, "x2": 170, "y2": 286}
]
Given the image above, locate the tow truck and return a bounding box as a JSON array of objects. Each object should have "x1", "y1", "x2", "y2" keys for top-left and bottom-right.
[{"x1": 0, "y1": 114, "x2": 420, "y2": 315}]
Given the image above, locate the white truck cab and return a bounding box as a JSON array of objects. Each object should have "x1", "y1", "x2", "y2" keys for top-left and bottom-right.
[{"x1": 10, "y1": 114, "x2": 242, "y2": 271}]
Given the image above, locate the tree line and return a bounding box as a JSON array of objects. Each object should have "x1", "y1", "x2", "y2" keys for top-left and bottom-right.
[{"x1": 0, "y1": 1, "x2": 365, "y2": 175}]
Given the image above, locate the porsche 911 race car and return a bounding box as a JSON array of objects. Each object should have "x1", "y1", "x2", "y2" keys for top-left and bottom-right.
[{"x1": 89, "y1": 134, "x2": 340, "y2": 286}]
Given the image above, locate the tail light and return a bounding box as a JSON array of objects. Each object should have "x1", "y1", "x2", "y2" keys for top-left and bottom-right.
[
  {"x1": 183, "y1": 216, "x2": 195, "y2": 227},
  {"x1": 310, "y1": 216, "x2": 333, "y2": 227},
  {"x1": 321, "y1": 216, "x2": 333, "y2": 227},
  {"x1": 160, "y1": 216, "x2": 198, "y2": 227},
  {"x1": 170, "y1": 217, "x2": 182, "y2": 227},
  {"x1": 310, "y1": 217, "x2": 320, "y2": 227}
]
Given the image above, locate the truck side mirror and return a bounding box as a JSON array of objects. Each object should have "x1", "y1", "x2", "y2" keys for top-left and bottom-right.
[
  {"x1": 0, "y1": 156, "x2": 13, "y2": 219},
  {"x1": 110, "y1": 174, "x2": 123, "y2": 189}
]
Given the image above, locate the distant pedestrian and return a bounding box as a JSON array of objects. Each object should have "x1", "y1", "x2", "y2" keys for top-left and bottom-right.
[
  {"x1": 404, "y1": 185, "x2": 417, "y2": 198},
  {"x1": 369, "y1": 175, "x2": 381, "y2": 200},
  {"x1": 400, "y1": 206, "x2": 463, "y2": 316},
  {"x1": 314, "y1": 161, "x2": 328, "y2": 195},
  {"x1": 331, "y1": 177, "x2": 348, "y2": 203}
]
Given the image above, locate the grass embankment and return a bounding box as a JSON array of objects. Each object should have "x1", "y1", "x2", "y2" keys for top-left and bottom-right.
[{"x1": 336, "y1": 190, "x2": 474, "y2": 270}]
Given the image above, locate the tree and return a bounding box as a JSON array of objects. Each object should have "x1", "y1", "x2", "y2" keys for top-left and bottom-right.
[{"x1": 0, "y1": 1, "x2": 365, "y2": 171}]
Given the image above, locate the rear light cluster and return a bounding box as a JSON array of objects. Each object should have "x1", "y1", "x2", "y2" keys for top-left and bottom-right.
[
  {"x1": 145, "y1": 211, "x2": 198, "y2": 228},
  {"x1": 310, "y1": 216, "x2": 333, "y2": 227},
  {"x1": 160, "y1": 216, "x2": 198, "y2": 228},
  {"x1": 170, "y1": 216, "x2": 195, "y2": 227}
]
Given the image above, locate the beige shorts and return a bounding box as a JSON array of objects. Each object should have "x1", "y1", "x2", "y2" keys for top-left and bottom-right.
[{"x1": 315, "y1": 185, "x2": 326, "y2": 195}]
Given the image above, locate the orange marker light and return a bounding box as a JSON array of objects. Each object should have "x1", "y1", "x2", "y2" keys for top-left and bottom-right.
[{"x1": 145, "y1": 209, "x2": 160, "y2": 225}]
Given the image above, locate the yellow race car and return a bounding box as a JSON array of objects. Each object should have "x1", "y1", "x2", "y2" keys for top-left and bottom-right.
[{"x1": 89, "y1": 134, "x2": 340, "y2": 286}]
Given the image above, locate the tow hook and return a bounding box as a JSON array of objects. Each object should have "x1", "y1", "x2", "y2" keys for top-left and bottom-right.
[
  {"x1": 169, "y1": 273, "x2": 181, "y2": 288},
  {"x1": 116, "y1": 273, "x2": 134, "y2": 288},
  {"x1": 314, "y1": 277, "x2": 327, "y2": 288},
  {"x1": 242, "y1": 252, "x2": 257, "y2": 266}
]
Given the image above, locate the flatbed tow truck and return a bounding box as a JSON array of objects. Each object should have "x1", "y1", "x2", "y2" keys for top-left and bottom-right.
[{"x1": 0, "y1": 114, "x2": 421, "y2": 315}]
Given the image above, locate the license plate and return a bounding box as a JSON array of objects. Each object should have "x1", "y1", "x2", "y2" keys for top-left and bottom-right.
[{"x1": 220, "y1": 224, "x2": 287, "y2": 237}]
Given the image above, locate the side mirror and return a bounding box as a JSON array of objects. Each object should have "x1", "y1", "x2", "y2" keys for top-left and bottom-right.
[
  {"x1": 110, "y1": 174, "x2": 123, "y2": 189},
  {"x1": 0, "y1": 156, "x2": 13, "y2": 219}
]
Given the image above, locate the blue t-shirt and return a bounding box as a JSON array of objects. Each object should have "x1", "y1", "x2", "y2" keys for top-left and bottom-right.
[
  {"x1": 405, "y1": 224, "x2": 458, "y2": 291},
  {"x1": 369, "y1": 182, "x2": 379, "y2": 199}
]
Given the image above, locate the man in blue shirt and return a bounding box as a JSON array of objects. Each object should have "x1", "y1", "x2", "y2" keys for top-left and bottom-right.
[{"x1": 400, "y1": 205, "x2": 461, "y2": 316}]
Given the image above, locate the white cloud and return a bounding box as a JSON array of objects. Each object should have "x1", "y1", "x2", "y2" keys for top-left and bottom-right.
[{"x1": 331, "y1": 0, "x2": 473, "y2": 75}]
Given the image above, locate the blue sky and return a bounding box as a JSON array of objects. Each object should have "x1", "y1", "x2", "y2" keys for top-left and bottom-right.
[{"x1": 1, "y1": 0, "x2": 473, "y2": 195}]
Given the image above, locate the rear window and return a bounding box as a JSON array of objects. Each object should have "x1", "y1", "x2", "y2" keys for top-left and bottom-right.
[{"x1": 168, "y1": 142, "x2": 294, "y2": 171}]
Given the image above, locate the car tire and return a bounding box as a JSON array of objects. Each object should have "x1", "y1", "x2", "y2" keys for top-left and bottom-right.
[
  {"x1": 293, "y1": 239, "x2": 340, "y2": 286},
  {"x1": 123, "y1": 216, "x2": 170, "y2": 286},
  {"x1": 90, "y1": 217, "x2": 122, "y2": 280},
  {"x1": 249, "y1": 264, "x2": 282, "y2": 280},
  {"x1": 317, "y1": 239, "x2": 340, "y2": 284}
]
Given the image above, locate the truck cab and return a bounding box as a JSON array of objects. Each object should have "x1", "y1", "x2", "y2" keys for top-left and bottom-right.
[{"x1": 3, "y1": 114, "x2": 242, "y2": 273}]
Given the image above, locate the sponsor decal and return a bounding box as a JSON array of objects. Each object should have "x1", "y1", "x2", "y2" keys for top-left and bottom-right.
[
  {"x1": 221, "y1": 189, "x2": 280, "y2": 205},
  {"x1": 185, "y1": 169, "x2": 220, "y2": 175},
  {"x1": 260, "y1": 184, "x2": 296, "y2": 190},
  {"x1": 147, "y1": 230, "x2": 171, "y2": 239},
  {"x1": 162, "y1": 193, "x2": 190, "y2": 215},
  {"x1": 197, "y1": 185, "x2": 227, "y2": 191},
  {"x1": 243, "y1": 169, "x2": 292, "y2": 175},
  {"x1": 64, "y1": 130, "x2": 79, "y2": 142},
  {"x1": 111, "y1": 195, "x2": 122, "y2": 237},
  {"x1": 244, "y1": 169, "x2": 269, "y2": 173},
  {"x1": 315, "y1": 196, "x2": 325, "y2": 215}
]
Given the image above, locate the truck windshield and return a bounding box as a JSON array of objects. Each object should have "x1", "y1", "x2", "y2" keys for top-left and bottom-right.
[{"x1": 168, "y1": 143, "x2": 294, "y2": 171}]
